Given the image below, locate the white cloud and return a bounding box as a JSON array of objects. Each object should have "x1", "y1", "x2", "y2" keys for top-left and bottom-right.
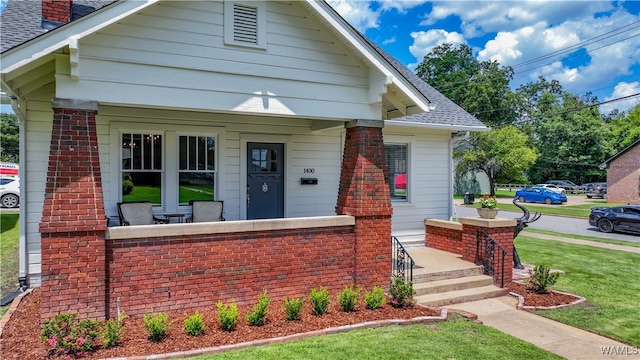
[
  {"x1": 382, "y1": 36, "x2": 397, "y2": 45},
  {"x1": 327, "y1": 1, "x2": 380, "y2": 32},
  {"x1": 409, "y1": 29, "x2": 467, "y2": 60},
  {"x1": 600, "y1": 82, "x2": 640, "y2": 114}
]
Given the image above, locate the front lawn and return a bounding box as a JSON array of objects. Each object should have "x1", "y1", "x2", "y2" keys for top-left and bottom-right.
[
  {"x1": 0, "y1": 212, "x2": 20, "y2": 317},
  {"x1": 516, "y1": 236, "x2": 640, "y2": 346},
  {"x1": 195, "y1": 316, "x2": 562, "y2": 360}
]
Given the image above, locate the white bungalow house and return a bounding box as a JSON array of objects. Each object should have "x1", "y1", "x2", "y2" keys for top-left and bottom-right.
[{"x1": 1, "y1": 0, "x2": 486, "y2": 308}]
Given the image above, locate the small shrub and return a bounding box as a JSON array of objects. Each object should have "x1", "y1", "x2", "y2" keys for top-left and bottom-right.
[
  {"x1": 216, "y1": 301, "x2": 239, "y2": 331},
  {"x1": 103, "y1": 313, "x2": 126, "y2": 348},
  {"x1": 283, "y1": 297, "x2": 304, "y2": 321},
  {"x1": 338, "y1": 284, "x2": 361, "y2": 312},
  {"x1": 528, "y1": 264, "x2": 560, "y2": 294},
  {"x1": 309, "y1": 286, "x2": 331, "y2": 316},
  {"x1": 364, "y1": 286, "x2": 385, "y2": 310},
  {"x1": 389, "y1": 277, "x2": 416, "y2": 308},
  {"x1": 184, "y1": 311, "x2": 206, "y2": 336},
  {"x1": 143, "y1": 310, "x2": 172, "y2": 342},
  {"x1": 247, "y1": 290, "x2": 270, "y2": 326},
  {"x1": 41, "y1": 312, "x2": 101, "y2": 359}
]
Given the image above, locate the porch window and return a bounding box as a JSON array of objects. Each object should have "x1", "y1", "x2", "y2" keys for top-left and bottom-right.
[
  {"x1": 178, "y1": 135, "x2": 216, "y2": 205},
  {"x1": 121, "y1": 133, "x2": 163, "y2": 205},
  {"x1": 385, "y1": 143, "x2": 408, "y2": 201}
]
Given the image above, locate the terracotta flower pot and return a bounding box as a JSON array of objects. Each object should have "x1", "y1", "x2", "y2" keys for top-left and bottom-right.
[{"x1": 477, "y1": 207, "x2": 499, "y2": 219}]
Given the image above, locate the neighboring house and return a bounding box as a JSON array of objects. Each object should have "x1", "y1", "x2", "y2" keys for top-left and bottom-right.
[
  {"x1": 600, "y1": 138, "x2": 640, "y2": 204},
  {"x1": 1, "y1": 0, "x2": 485, "y2": 318}
]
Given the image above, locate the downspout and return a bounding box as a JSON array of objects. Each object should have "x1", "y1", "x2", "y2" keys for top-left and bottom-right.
[
  {"x1": 12, "y1": 97, "x2": 29, "y2": 291},
  {"x1": 449, "y1": 131, "x2": 470, "y2": 220}
]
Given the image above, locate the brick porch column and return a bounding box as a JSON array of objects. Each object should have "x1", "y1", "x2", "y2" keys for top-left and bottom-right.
[
  {"x1": 336, "y1": 119, "x2": 392, "y2": 289},
  {"x1": 459, "y1": 217, "x2": 516, "y2": 286},
  {"x1": 39, "y1": 98, "x2": 108, "y2": 320}
]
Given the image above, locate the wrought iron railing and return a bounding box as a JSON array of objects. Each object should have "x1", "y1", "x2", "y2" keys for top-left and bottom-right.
[
  {"x1": 475, "y1": 229, "x2": 507, "y2": 287},
  {"x1": 391, "y1": 236, "x2": 414, "y2": 283}
]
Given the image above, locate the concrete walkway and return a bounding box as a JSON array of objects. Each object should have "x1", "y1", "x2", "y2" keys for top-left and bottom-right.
[{"x1": 448, "y1": 296, "x2": 636, "y2": 360}]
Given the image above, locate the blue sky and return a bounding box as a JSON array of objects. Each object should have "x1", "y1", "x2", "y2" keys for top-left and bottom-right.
[{"x1": 328, "y1": 0, "x2": 640, "y2": 114}]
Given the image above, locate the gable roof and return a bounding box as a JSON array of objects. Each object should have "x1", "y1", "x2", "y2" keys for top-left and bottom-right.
[
  {"x1": 600, "y1": 138, "x2": 640, "y2": 168},
  {"x1": 1, "y1": 0, "x2": 485, "y2": 131}
]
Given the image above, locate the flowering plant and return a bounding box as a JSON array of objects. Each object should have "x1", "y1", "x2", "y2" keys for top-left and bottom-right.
[{"x1": 480, "y1": 194, "x2": 498, "y2": 209}]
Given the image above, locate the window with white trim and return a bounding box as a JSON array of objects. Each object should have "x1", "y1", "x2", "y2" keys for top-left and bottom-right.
[
  {"x1": 178, "y1": 135, "x2": 216, "y2": 205},
  {"x1": 224, "y1": 1, "x2": 266, "y2": 49},
  {"x1": 121, "y1": 133, "x2": 163, "y2": 205},
  {"x1": 385, "y1": 143, "x2": 408, "y2": 201}
]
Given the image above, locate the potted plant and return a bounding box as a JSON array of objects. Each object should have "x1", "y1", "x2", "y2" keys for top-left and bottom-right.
[{"x1": 477, "y1": 194, "x2": 499, "y2": 219}]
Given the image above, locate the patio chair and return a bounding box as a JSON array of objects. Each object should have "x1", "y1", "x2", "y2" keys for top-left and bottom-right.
[
  {"x1": 187, "y1": 200, "x2": 225, "y2": 223},
  {"x1": 117, "y1": 201, "x2": 169, "y2": 226}
]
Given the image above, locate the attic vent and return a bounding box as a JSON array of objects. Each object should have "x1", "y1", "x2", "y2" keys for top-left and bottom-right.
[
  {"x1": 224, "y1": 1, "x2": 266, "y2": 49},
  {"x1": 233, "y1": 4, "x2": 258, "y2": 44}
]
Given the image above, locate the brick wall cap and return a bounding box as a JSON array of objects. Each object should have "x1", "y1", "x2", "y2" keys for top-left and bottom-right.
[
  {"x1": 425, "y1": 218, "x2": 463, "y2": 231},
  {"x1": 51, "y1": 98, "x2": 98, "y2": 111},
  {"x1": 345, "y1": 119, "x2": 384, "y2": 129},
  {"x1": 459, "y1": 217, "x2": 517, "y2": 228},
  {"x1": 106, "y1": 215, "x2": 356, "y2": 240}
]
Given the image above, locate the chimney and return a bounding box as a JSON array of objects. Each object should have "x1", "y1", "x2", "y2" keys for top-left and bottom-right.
[{"x1": 42, "y1": 0, "x2": 72, "y2": 24}]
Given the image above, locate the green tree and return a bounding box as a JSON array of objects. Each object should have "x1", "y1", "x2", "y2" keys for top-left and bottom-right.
[
  {"x1": 607, "y1": 104, "x2": 640, "y2": 151},
  {"x1": 526, "y1": 92, "x2": 610, "y2": 184},
  {"x1": 0, "y1": 113, "x2": 19, "y2": 162},
  {"x1": 454, "y1": 126, "x2": 537, "y2": 196},
  {"x1": 415, "y1": 43, "x2": 517, "y2": 127}
]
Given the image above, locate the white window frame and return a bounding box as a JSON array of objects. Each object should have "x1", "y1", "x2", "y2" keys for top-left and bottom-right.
[
  {"x1": 119, "y1": 131, "x2": 165, "y2": 207},
  {"x1": 176, "y1": 133, "x2": 218, "y2": 209},
  {"x1": 224, "y1": 1, "x2": 267, "y2": 49}
]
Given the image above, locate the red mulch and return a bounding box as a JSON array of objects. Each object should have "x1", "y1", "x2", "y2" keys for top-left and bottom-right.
[
  {"x1": 507, "y1": 281, "x2": 581, "y2": 308},
  {"x1": 1, "y1": 289, "x2": 440, "y2": 359}
]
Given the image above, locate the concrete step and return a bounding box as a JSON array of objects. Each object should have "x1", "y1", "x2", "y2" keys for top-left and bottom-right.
[
  {"x1": 416, "y1": 285, "x2": 509, "y2": 307},
  {"x1": 396, "y1": 234, "x2": 424, "y2": 248},
  {"x1": 413, "y1": 275, "x2": 494, "y2": 296},
  {"x1": 413, "y1": 265, "x2": 484, "y2": 284}
]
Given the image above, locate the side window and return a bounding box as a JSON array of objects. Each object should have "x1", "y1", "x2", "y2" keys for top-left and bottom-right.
[
  {"x1": 178, "y1": 135, "x2": 216, "y2": 205},
  {"x1": 121, "y1": 133, "x2": 163, "y2": 205},
  {"x1": 385, "y1": 143, "x2": 408, "y2": 201}
]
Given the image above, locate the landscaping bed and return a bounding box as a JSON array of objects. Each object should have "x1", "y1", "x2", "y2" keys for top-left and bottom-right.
[{"x1": 0, "y1": 288, "x2": 443, "y2": 359}]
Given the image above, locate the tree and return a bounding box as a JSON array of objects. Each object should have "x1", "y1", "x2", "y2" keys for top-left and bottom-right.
[
  {"x1": 454, "y1": 126, "x2": 537, "y2": 196},
  {"x1": 607, "y1": 104, "x2": 640, "y2": 151},
  {"x1": 415, "y1": 43, "x2": 517, "y2": 127},
  {"x1": 0, "y1": 113, "x2": 19, "y2": 163}
]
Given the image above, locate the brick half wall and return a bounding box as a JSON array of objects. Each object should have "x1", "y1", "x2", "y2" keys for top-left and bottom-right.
[{"x1": 106, "y1": 224, "x2": 357, "y2": 317}]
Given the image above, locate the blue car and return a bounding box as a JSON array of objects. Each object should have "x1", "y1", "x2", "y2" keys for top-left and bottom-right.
[{"x1": 514, "y1": 187, "x2": 567, "y2": 204}]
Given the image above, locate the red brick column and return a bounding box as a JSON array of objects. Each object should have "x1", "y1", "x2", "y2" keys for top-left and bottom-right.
[
  {"x1": 336, "y1": 120, "x2": 392, "y2": 289},
  {"x1": 460, "y1": 218, "x2": 516, "y2": 286},
  {"x1": 39, "y1": 98, "x2": 108, "y2": 320}
]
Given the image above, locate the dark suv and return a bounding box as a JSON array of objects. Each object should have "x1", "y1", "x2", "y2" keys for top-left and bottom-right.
[{"x1": 585, "y1": 182, "x2": 607, "y2": 199}]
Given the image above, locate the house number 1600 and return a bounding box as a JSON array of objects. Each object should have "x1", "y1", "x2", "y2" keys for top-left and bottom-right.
[{"x1": 304, "y1": 168, "x2": 315, "y2": 173}]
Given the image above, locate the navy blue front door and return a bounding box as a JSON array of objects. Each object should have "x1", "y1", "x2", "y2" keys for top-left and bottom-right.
[{"x1": 247, "y1": 142, "x2": 284, "y2": 220}]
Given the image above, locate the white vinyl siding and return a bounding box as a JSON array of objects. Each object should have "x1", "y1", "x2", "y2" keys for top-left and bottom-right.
[{"x1": 55, "y1": 1, "x2": 377, "y2": 120}]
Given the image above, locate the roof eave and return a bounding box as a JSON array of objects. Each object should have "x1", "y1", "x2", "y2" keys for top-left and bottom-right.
[
  {"x1": 384, "y1": 119, "x2": 489, "y2": 132},
  {"x1": 1, "y1": 0, "x2": 159, "y2": 75}
]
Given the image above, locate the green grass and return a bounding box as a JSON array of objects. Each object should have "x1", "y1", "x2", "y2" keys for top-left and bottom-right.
[
  {"x1": 193, "y1": 315, "x2": 562, "y2": 360},
  {"x1": 122, "y1": 185, "x2": 162, "y2": 204},
  {"x1": 0, "y1": 212, "x2": 20, "y2": 318},
  {"x1": 524, "y1": 228, "x2": 640, "y2": 248},
  {"x1": 516, "y1": 236, "x2": 640, "y2": 346}
]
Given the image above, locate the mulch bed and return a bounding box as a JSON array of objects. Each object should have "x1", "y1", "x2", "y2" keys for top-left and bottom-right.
[
  {"x1": 1, "y1": 288, "x2": 442, "y2": 360},
  {"x1": 506, "y1": 281, "x2": 583, "y2": 308}
]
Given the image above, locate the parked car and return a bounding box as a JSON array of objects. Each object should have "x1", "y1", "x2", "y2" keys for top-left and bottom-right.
[
  {"x1": 589, "y1": 205, "x2": 640, "y2": 234},
  {"x1": 515, "y1": 187, "x2": 567, "y2": 204},
  {"x1": 546, "y1": 180, "x2": 579, "y2": 191},
  {"x1": 534, "y1": 184, "x2": 566, "y2": 194},
  {"x1": 0, "y1": 177, "x2": 20, "y2": 208},
  {"x1": 585, "y1": 182, "x2": 607, "y2": 199}
]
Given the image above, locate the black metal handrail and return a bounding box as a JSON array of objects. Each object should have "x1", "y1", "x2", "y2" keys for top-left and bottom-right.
[
  {"x1": 475, "y1": 229, "x2": 507, "y2": 287},
  {"x1": 391, "y1": 236, "x2": 414, "y2": 283}
]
